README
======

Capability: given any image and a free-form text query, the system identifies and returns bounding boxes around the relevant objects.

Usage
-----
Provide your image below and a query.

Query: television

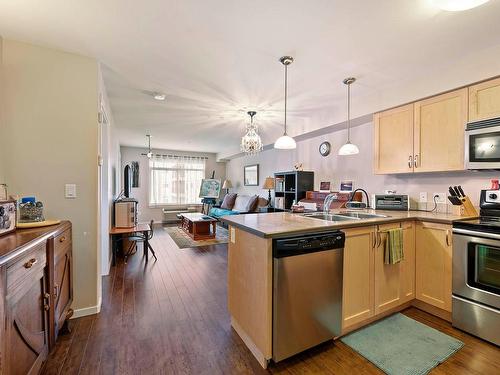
[123,164,132,198]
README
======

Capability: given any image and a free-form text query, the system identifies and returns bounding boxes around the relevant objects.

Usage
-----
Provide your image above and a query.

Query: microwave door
[466,125,500,169]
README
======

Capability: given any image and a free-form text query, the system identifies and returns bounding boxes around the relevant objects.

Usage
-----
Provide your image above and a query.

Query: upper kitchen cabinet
[374,104,414,174]
[413,88,467,172]
[469,77,500,122]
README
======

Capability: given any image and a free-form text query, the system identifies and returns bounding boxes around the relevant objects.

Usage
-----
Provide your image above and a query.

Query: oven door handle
[453,227,500,241]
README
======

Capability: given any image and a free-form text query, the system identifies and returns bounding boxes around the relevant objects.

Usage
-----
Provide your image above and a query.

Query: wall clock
[319,141,331,157]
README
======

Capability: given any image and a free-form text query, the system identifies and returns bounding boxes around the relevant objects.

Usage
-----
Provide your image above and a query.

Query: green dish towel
[385,228,404,264]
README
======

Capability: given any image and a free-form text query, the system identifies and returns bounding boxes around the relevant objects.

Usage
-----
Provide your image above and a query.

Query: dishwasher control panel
[273,231,345,258]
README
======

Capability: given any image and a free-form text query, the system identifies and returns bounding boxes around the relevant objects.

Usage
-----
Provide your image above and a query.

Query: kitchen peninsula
[222,210,472,368]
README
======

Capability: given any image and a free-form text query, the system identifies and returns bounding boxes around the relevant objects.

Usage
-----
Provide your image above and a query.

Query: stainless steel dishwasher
[273,231,345,362]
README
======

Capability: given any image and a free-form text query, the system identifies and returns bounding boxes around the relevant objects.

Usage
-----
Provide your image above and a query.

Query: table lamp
[262,177,275,207]
[222,179,232,195]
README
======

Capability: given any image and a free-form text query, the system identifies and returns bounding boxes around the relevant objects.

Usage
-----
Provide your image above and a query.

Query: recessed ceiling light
[153,92,166,101]
[431,0,490,11]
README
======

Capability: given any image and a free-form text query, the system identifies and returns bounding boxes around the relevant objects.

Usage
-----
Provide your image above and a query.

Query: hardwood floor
[43,225,499,375]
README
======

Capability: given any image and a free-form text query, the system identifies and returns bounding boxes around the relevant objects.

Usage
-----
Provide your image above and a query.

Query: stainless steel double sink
[303,211,389,222]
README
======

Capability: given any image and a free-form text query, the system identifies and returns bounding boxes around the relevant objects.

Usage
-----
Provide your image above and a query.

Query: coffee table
[179,212,217,241]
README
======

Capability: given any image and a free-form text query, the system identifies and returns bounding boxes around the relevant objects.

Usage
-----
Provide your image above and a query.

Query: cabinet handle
[414,154,419,168]
[44,292,51,311]
[408,155,413,168]
[54,284,59,298]
[445,230,451,247]
[24,258,38,269]
[59,236,66,243]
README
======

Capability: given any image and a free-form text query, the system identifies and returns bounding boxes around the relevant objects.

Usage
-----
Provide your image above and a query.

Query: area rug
[340,313,464,375]
[163,225,228,249]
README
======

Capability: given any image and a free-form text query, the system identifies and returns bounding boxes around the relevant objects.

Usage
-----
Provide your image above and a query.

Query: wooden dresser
[0,221,73,375]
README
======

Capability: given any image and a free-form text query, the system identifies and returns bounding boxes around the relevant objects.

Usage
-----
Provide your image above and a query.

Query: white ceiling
[1,0,500,157]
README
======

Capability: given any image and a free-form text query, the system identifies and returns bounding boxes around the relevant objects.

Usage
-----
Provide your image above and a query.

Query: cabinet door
[373,104,414,174]
[469,77,500,122]
[5,269,49,375]
[415,222,452,312]
[342,226,375,330]
[414,88,467,172]
[374,222,415,315]
[53,243,72,339]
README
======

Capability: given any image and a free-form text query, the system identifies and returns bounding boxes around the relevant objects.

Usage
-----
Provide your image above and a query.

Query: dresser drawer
[54,228,72,257]
[7,242,47,292]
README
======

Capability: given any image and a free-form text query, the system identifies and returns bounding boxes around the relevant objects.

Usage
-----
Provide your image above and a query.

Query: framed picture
[244,164,259,186]
[131,161,140,188]
[340,180,354,192]
[319,181,331,193]
[199,179,222,198]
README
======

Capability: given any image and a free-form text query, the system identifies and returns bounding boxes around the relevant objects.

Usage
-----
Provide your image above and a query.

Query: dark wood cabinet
[4,243,49,375]
[47,227,73,347]
[0,221,72,375]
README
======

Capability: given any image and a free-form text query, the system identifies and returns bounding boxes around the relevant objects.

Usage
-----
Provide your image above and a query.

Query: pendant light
[274,56,296,149]
[338,77,359,156]
[240,111,263,155]
[146,134,153,158]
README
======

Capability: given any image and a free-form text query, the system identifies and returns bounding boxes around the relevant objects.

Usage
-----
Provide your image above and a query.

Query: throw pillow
[221,193,237,210]
[245,195,259,212]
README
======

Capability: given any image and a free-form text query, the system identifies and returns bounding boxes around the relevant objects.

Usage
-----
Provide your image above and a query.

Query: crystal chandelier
[241,111,263,154]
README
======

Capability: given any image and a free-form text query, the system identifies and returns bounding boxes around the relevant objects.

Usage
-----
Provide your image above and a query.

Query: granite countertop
[221,209,476,238]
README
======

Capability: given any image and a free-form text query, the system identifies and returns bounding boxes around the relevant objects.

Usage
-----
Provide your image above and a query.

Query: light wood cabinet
[342,226,375,330]
[374,89,468,174]
[374,104,414,174]
[469,77,500,122]
[415,222,452,312]
[374,222,415,315]
[413,88,467,172]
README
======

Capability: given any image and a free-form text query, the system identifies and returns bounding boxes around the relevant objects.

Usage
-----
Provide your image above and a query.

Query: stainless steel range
[452,190,500,345]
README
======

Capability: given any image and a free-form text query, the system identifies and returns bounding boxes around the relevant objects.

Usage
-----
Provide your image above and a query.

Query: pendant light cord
[284,63,288,135]
[347,82,351,142]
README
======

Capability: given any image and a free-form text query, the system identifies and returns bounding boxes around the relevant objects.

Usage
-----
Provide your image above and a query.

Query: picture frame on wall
[244,164,259,186]
[340,180,354,192]
[131,161,140,188]
[319,181,331,193]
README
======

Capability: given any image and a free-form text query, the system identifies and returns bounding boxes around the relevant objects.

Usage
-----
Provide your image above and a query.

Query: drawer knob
[24,258,38,269]
[59,236,66,243]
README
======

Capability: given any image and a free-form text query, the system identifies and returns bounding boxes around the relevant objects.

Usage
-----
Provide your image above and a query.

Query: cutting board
[17,219,61,228]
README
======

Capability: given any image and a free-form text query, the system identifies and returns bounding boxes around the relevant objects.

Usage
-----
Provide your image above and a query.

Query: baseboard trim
[412,299,452,322]
[71,301,102,319]
[231,317,269,369]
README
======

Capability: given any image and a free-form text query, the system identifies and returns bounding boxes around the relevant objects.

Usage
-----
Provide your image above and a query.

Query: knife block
[451,196,478,217]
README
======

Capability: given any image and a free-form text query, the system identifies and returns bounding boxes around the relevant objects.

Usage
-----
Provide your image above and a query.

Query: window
[149,156,206,206]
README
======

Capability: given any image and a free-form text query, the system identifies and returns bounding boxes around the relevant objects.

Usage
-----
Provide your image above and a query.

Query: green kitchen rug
[340,313,464,375]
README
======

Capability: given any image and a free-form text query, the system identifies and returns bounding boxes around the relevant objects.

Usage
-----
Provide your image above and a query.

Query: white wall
[226,121,498,208]
[0,39,99,313]
[120,146,226,223]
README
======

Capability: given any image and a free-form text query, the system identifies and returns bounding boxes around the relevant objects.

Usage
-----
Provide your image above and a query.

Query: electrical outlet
[433,192,446,204]
[419,192,428,203]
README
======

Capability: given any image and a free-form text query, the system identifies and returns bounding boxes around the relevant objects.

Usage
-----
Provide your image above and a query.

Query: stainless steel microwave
[466,117,500,169]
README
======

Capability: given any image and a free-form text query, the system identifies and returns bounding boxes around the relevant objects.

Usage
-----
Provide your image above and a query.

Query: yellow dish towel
[384,228,404,265]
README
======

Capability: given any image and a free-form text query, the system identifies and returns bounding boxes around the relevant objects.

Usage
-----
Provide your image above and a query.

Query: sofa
[209,194,268,220]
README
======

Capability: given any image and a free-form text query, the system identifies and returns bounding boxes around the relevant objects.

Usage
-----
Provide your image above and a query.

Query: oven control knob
[489,193,498,200]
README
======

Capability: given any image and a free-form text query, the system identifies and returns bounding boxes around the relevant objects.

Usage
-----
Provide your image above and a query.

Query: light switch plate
[65,184,77,199]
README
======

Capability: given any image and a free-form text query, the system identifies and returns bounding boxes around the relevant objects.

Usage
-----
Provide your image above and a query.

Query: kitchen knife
[458,185,465,197]
[449,186,457,196]
[448,196,462,205]
[453,186,462,197]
